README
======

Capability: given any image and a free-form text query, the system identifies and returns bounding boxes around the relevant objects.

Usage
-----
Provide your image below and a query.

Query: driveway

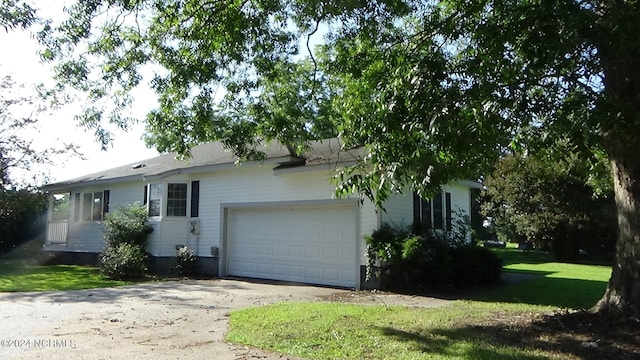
[0,279,450,360]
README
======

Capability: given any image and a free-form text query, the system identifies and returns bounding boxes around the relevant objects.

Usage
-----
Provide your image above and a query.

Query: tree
[0,0,36,32]
[39,1,640,316]
[482,147,616,262]
[0,75,78,188]
[0,186,47,254]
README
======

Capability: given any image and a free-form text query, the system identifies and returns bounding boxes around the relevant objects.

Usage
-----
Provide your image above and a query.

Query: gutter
[41,156,302,191]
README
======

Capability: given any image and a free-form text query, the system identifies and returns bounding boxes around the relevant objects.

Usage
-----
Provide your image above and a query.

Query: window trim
[145,181,199,218]
[148,183,162,217]
[413,190,452,231]
[79,190,110,222]
[166,183,188,217]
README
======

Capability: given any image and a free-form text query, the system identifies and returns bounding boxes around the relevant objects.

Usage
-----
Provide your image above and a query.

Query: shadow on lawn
[377,326,547,360]
[378,310,640,360]
[455,268,610,309]
[490,249,554,266]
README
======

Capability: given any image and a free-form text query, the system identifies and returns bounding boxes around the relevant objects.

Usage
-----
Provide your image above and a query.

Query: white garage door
[226,204,358,288]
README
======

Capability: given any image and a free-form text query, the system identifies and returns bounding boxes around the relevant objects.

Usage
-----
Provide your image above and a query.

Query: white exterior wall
[195,165,365,259]
[358,199,379,265]
[442,182,472,220]
[57,181,144,253]
[380,182,472,228]
[380,191,414,227]
[50,161,474,269]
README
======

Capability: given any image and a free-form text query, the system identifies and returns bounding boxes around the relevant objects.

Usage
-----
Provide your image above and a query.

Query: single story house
[42,138,480,289]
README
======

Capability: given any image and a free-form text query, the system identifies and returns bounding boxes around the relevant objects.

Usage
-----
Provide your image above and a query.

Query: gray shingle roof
[43,138,364,190]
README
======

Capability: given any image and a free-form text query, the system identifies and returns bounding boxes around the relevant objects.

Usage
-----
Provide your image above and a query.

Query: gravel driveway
[0,279,449,360]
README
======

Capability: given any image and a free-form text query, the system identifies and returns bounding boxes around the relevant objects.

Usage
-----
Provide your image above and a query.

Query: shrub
[99,243,149,279]
[450,246,502,286]
[175,245,196,275]
[103,204,153,247]
[99,203,152,279]
[365,222,502,291]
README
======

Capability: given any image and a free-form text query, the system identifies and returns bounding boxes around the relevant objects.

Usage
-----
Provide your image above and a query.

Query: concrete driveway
[0,279,449,360]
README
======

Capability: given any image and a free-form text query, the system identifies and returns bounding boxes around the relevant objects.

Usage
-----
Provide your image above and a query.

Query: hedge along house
[42,138,479,289]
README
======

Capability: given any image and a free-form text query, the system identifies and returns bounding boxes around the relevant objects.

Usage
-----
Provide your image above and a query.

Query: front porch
[45,220,68,246]
[44,192,70,249]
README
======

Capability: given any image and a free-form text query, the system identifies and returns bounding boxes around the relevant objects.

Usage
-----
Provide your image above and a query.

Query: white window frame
[148,183,162,217]
[80,190,109,222]
[166,183,188,217]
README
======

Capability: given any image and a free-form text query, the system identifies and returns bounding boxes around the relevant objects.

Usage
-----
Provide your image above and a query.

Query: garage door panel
[227,205,357,287]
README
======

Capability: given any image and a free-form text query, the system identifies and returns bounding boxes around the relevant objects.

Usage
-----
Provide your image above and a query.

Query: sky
[1,1,327,186]
[0,4,158,185]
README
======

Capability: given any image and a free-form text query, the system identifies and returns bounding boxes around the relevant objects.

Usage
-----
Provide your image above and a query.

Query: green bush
[103,204,153,247]
[450,246,502,286]
[365,222,502,291]
[99,203,152,279]
[99,243,149,279]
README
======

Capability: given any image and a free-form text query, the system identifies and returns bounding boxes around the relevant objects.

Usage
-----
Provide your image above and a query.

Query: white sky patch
[0,3,158,185]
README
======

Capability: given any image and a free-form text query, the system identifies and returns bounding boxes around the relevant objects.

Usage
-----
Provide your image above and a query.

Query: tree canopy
[0,0,36,31]
[29,0,640,316]
[0,75,80,188]
[482,144,616,262]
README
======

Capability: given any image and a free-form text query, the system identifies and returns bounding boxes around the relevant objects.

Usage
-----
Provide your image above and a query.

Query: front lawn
[227,301,561,360]
[226,247,638,360]
[473,247,612,309]
[0,259,132,291]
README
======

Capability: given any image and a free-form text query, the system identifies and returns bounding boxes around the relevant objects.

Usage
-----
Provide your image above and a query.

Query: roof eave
[41,174,146,192]
[42,156,302,191]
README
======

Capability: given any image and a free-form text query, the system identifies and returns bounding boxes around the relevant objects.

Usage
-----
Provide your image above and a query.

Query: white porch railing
[46,221,68,245]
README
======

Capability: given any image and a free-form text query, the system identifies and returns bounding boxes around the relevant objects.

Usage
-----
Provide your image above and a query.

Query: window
[433,191,443,229]
[82,190,110,221]
[413,193,432,228]
[167,183,187,216]
[148,184,162,217]
[413,190,451,230]
[145,182,197,217]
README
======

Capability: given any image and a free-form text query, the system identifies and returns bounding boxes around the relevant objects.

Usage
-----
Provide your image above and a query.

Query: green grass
[489,246,554,265]
[227,301,559,360]
[0,259,132,291]
[473,247,612,309]
[226,245,614,360]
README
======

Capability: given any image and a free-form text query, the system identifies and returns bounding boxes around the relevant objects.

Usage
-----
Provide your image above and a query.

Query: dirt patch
[464,309,640,360]
[320,289,451,308]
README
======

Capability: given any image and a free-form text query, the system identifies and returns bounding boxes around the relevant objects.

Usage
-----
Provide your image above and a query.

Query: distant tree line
[480,143,616,263]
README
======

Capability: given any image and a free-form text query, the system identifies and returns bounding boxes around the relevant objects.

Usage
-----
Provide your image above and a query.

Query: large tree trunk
[594,142,640,318]
[592,2,640,318]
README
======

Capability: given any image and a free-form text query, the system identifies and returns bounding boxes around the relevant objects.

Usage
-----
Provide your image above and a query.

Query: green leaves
[481,146,616,261]
[39,0,638,208]
[0,0,36,31]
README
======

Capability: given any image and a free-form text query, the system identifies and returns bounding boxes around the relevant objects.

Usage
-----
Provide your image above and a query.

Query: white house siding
[442,183,472,221]
[147,218,192,257]
[359,199,379,265]
[380,192,415,227]
[62,181,144,253]
[194,165,359,259]
[380,182,472,229]
[49,159,475,286]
